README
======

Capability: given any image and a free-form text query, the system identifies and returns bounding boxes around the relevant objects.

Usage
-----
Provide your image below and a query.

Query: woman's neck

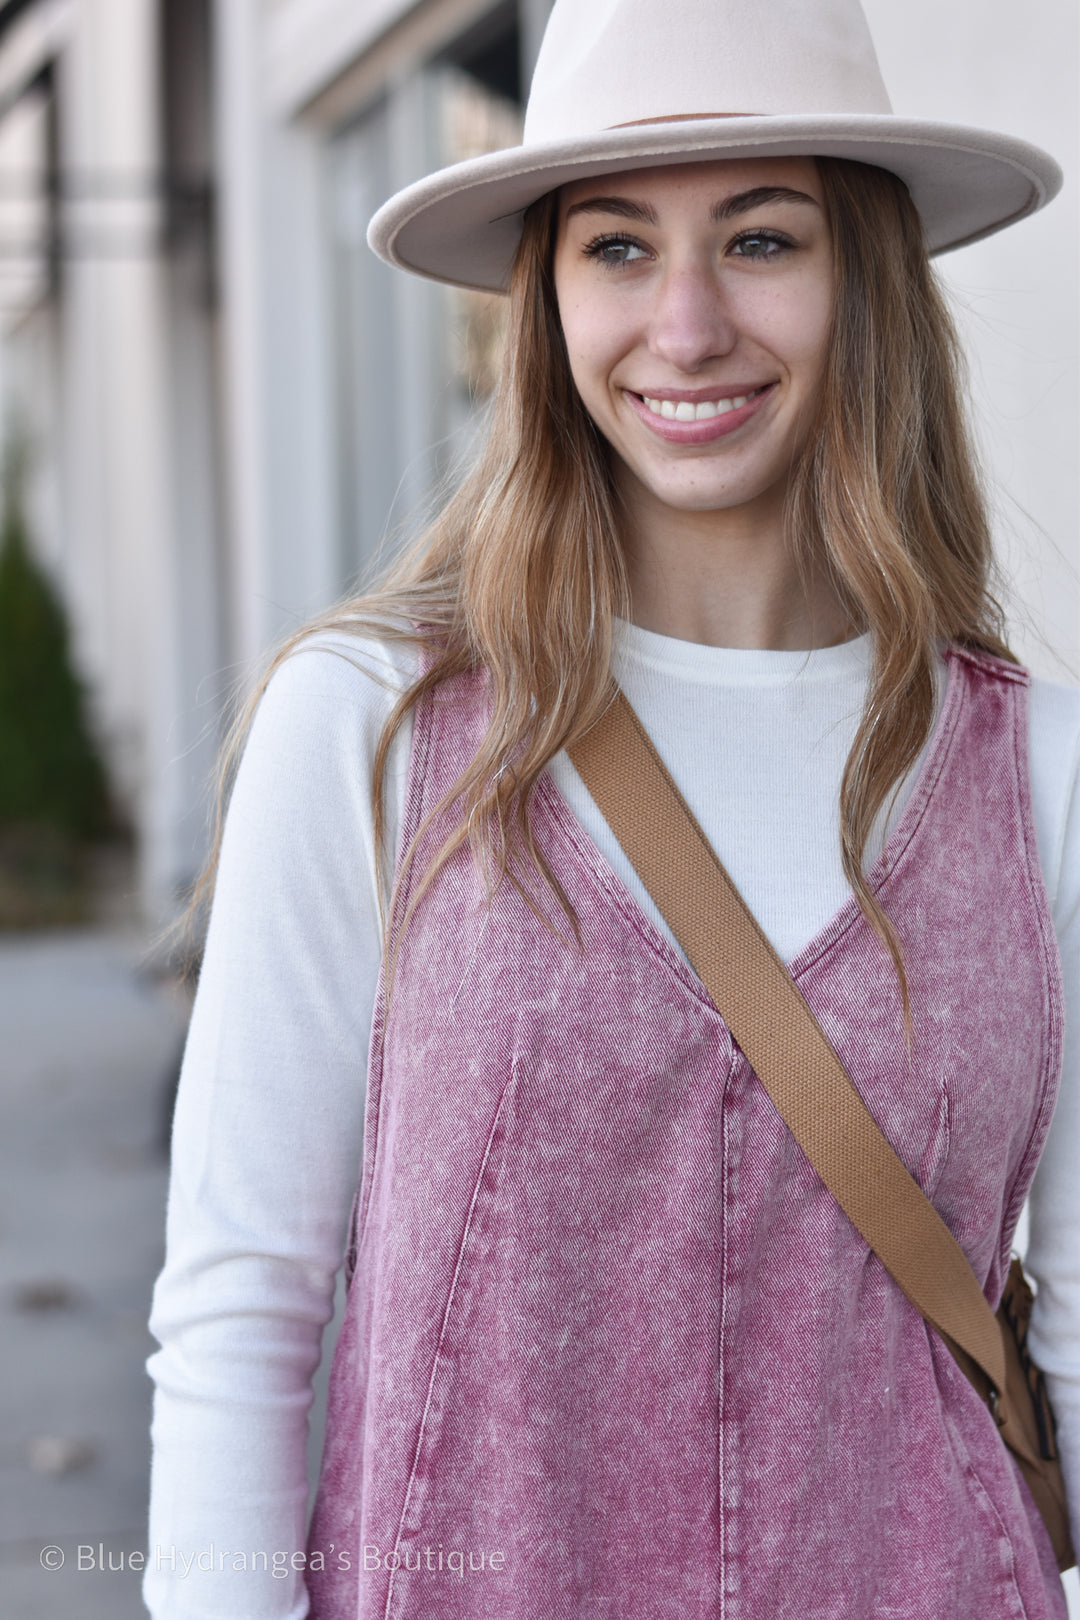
[616,473,854,652]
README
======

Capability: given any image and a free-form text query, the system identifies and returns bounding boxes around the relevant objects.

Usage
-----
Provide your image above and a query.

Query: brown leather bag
[569,687,1075,1573]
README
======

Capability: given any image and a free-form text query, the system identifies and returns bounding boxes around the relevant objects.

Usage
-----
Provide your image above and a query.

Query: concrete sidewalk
[0,928,189,1619]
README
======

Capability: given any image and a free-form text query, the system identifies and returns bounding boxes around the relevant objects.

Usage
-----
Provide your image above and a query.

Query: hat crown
[523,0,892,146]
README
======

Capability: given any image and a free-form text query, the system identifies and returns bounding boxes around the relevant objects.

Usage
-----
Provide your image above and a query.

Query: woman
[145,0,1078,1616]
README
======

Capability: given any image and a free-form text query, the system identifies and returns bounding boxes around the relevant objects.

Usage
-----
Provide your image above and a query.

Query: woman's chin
[616,457,788,521]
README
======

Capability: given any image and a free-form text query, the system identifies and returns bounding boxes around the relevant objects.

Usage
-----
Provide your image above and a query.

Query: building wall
[0,0,177,912]
[0,0,222,925]
[212,0,536,688]
[56,0,179,907]
[864,0,1079,680]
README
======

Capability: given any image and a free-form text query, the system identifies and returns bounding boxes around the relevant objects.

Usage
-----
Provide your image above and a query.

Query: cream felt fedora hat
[367,0,1062,293]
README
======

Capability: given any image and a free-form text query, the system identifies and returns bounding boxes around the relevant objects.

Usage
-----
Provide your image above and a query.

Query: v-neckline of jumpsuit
[540,638,964,993]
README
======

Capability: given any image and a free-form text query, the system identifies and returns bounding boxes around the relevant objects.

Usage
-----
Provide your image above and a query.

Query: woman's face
[552,157,835,522]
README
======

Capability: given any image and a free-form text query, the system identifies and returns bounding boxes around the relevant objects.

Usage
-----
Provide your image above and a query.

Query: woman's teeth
[642,391,760,421]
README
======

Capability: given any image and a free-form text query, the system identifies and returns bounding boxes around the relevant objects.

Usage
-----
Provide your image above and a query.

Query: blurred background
[0,0,1075,1615]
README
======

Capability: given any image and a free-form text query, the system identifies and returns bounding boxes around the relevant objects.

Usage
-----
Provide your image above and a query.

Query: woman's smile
[625,381,777,442]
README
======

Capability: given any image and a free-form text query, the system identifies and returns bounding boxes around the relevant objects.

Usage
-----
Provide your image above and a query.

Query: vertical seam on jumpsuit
[957,1448,1033,1620]
[788,645,967,981]
[448,906,491,1015]
[1000,672,1066,1249]
[718,1069,730,1620]
[354,688,436,1261]
[382,1064,517,1620]
[939,1074,951,1196]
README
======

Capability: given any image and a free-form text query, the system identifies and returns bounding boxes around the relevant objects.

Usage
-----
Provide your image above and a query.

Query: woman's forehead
[556,155,824,217]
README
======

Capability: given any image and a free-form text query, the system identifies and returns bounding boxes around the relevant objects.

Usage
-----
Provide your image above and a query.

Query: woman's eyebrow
[563,196,659,225]
[714,185,820,220]
[563,185,820,227]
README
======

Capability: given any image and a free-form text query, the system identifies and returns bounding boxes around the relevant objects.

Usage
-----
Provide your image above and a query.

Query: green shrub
[0,459,109,840]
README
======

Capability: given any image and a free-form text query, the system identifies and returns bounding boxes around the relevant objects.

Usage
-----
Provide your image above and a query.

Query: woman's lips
[624,383,776,443]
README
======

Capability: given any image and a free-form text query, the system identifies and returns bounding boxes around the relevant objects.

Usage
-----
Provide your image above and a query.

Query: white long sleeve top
[145,621,1080,1618]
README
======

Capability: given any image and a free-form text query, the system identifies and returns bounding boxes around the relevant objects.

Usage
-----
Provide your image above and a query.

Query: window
[327,4,526,584]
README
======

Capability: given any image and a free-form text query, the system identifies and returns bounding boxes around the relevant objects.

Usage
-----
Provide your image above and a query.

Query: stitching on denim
[354,688,435,1263]
[447,906,491,1016]
[937,1071,951,1202]
[718,1075,730,1620]
[786,644,967,981]
[960,1455,1032,1620]
[535,767,723,1015]
[999,671,1066,1257]
[383,1063,516,1618]
[949,642,1030,687]
[933,1241,1037,1615]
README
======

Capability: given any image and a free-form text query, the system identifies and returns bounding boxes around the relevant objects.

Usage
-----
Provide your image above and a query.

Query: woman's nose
[647,264,738,374]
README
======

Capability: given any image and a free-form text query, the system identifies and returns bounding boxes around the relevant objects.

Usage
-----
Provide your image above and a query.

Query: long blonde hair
[189,157,1012,1010]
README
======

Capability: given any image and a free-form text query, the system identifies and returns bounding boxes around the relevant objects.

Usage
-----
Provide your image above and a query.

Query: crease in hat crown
[523,0,893,142]
[367,0,1063,292]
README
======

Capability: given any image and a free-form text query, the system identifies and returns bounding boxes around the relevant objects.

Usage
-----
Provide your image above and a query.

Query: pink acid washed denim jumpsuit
[306,642,1066,1620]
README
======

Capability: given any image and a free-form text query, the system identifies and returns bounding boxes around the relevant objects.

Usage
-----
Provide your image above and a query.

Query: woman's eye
[582,235,649,269]
[729,230,793,260]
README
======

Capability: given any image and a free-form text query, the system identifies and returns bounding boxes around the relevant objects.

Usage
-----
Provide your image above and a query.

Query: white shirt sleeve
[1021,674,1080,1559]
[144,632,415,1619]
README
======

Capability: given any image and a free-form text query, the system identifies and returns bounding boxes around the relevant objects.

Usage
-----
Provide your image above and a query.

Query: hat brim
[366,114,1063,293]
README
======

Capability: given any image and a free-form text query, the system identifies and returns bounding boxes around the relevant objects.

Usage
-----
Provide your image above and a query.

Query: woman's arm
[1023,673,1080,1560]
[144,631,415,1619]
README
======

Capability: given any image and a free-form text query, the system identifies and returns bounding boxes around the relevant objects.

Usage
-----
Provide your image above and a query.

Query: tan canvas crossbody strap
[568,687,1010,1405]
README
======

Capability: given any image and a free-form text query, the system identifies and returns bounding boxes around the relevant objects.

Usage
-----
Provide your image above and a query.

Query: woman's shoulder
[940,646,1079,918]
[942,644,1080,799]
[1028,666,1080,740]
[227,622,424,828]
[213,623,425,912]
[1024,668,1080,919]
[1027,668,1080,808]
[261,620,424,714]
